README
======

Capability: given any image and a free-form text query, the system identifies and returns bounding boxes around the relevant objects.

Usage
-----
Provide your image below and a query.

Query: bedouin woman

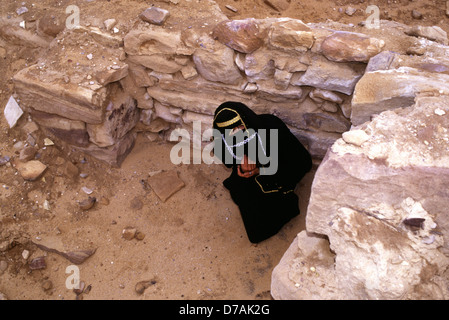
[213,101,312,243]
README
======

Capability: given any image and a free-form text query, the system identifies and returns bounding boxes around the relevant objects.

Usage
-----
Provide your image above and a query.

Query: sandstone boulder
[268,18,314,52]
[283,95,449,300]
[193,36,243,85]
[351,67,449,126]
[212,19,264,54]
[321,31,385,63]
[291,55,364,95]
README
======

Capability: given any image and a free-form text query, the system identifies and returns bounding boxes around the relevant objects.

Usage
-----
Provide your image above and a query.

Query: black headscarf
[213,101,266,168]
[212,101,313,243]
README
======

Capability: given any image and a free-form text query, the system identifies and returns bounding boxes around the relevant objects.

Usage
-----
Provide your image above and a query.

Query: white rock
[342,129,370,147]
[22,249,30,260]
[104,19,117,31]
[4,96,24,128]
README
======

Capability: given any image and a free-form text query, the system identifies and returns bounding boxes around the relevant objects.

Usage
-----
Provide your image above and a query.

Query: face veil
[213,102,268,167]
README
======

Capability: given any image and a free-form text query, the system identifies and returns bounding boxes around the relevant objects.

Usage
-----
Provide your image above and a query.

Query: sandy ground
[0,0,448,300]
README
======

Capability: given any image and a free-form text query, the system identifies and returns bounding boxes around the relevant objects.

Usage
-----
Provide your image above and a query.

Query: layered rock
[9,0,449,167]
[272,95,449,300]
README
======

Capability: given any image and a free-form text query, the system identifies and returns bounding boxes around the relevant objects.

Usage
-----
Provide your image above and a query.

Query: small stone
[81,187,93,195]
[135,231,146,241]
[22,249,30,260]
[4,96,24,128]
[15,160,47,181]
[78,197,96,211]
[135,279,157,295]
[44,138,54,146]
[73,281,85,295]
[104,18,117,31]
[87,53,93,60]
[411,10,423,19]
[22,121,39,134]
[139,7,170,25]
[345,7,357,16]
[225,5,238,12]
[122,227,137,240]
[435,108,446,116]
[43,200,50,211]
[42,280,53,291]
[342,129,370,147]
[29,256,46,270]
[16,7,28,15]
[406,46,426,56]
[19,146,36,161]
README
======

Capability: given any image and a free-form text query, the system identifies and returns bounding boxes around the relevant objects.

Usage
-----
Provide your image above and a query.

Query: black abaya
[213,102,312,243]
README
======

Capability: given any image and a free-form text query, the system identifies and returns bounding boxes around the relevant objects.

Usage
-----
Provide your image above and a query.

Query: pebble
[412,9,423,19]
[122,227,137,240]
[22,249,30,260]
[82,186,93,195]
[135,279,157,295]
[345,7,357,16]
[4,96,24,129]
[0,156,10,166]
[104,18,117,31]
[87,53,93,60]
[435,108,446,116]
[29,256,46,270]
[135,231,146,241]
[15,160,47,181]
[16,7,28,15]
[43,138,54,146]
[42,280,53,291]
[225,4,238,12]
[78,197,96,211]
[139,7,170,25]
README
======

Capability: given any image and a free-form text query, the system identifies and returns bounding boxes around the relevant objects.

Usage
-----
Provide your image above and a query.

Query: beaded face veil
[213,102,267,165]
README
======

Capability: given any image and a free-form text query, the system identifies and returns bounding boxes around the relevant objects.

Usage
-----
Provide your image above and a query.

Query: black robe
[213,102,312,243]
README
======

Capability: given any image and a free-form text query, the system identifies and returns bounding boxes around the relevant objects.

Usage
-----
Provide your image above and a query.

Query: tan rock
[300,96,449,299]
[14,160,47,181]
[87,88,139,148]
[37,13,65,37]
[94,64,128,86]
[29,109,89,147]
[406,25,448,45]
[244,48,276,81]
[321,31,385,62]
[268,19,314,52]
[193,36,243,85]
[291,55,364,95]
[139,7,170,25]
[351,67,449,126]
[14,66,106,124]
[74,132,136,167]
[148,170,185,202]
[212,18,264,53]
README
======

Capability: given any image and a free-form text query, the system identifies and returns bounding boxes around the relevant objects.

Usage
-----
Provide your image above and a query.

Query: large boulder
[273,95,449,299]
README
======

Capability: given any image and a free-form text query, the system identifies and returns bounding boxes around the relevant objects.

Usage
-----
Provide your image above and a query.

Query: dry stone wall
[9,0,393,166]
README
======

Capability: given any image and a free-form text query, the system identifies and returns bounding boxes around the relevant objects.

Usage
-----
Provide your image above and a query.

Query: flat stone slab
[148,170,185,202]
